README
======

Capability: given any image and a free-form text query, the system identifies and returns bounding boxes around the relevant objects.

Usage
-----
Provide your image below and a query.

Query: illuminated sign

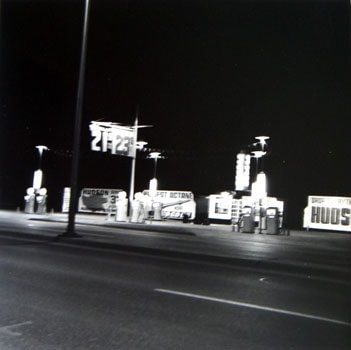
[89,121,135,157]
[251,172,267,200]
[149,178,158,198]
[208,194,233,220]
[303,196,351,232]
[62,187,71,213]
[78,188,124,213]
[33,169,43,191]
[142,190,196,220]
[235,153,251,191]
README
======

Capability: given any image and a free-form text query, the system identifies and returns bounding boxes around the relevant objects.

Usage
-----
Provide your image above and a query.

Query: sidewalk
[1,210,351,282]
[29,211,351,241]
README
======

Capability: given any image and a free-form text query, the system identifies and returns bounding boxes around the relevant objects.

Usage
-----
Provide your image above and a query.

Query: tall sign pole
[129,112,139,212]
[63,0,90,237]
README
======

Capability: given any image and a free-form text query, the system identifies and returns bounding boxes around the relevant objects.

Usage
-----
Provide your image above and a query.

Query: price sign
[89,121,135,157]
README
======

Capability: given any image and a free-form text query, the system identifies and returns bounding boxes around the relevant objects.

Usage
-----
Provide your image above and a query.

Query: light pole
[33,145,49,192]
[255,136,269,151]
[255,136,269,170]
[128,126,147,210]
[148,152,162,177]
[35,145,49,170]
[147,152,162,197]
[253,136,269,234]
[251,150,266,179]
[128,109,151,214]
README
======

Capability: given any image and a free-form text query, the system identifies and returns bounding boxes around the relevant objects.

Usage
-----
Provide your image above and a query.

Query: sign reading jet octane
[89,121,135,157]
[142,190,196,220]
[303,195,351,232]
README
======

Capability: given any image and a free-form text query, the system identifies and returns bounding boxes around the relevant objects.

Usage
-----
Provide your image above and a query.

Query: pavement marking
[0,321,33,336]
[155,288,351,327]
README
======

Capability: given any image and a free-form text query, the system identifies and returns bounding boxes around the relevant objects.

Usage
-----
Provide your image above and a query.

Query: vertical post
[153,157,158,178]
[38,150,43,170]
[129,113,139,215]
[35,145,49,171]
[63,0,90,237]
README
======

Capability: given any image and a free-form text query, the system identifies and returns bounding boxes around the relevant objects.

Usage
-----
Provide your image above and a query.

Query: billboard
[142,190,196,220]
[78,188,123,213]
[89,121,135,157]
[303,195,351,232]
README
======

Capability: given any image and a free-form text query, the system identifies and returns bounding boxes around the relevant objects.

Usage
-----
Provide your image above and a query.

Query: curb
[29,217,198,236]
[0,228,349,284]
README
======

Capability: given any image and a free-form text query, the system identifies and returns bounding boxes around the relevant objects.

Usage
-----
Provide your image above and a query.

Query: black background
[1,0,350,228]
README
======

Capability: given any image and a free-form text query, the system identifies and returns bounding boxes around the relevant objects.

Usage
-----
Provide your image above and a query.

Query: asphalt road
[0,231,350,349]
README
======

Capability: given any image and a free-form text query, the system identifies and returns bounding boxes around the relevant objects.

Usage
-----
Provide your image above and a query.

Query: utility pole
[62,0,90,237]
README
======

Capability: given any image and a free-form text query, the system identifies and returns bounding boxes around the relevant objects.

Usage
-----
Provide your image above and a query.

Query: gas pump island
[208,137,284,234]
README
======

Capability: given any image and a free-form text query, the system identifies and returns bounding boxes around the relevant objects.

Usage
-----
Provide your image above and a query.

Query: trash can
[266,207,279,234]
[182,213,190,223]
[242,206,255,233]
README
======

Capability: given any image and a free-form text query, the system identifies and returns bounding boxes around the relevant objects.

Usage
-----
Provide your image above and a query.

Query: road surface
[0,227,350,349]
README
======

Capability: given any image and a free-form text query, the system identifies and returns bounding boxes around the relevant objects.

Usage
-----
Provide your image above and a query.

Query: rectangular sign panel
[62,187,71,213]
[89,121,135,157]
[78,188,123,213]
[303,195,351,232]
[142,190,196,220]
[208,194,233,220]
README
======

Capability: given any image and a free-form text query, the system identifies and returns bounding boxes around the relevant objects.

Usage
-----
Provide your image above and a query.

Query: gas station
[207,136,284,234]
[24,127,286,234]
[74,127,284,232]
[22,125,351,235]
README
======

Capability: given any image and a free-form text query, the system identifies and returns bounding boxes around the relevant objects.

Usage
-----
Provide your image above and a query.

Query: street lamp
[148,152,162,177]
[136,141,148,151]
[255,136,269,151]
[147,152,162,197]
[251,150,266,179]
[252,136,269,174]
[33,145,49,192]
[35,145,49,169]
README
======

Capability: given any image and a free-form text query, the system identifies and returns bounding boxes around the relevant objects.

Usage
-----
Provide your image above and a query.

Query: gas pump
[266,207,279,234]
[115,191,128,222]
[24,187,35,214]
[130,192,145,223]
[36,188,47,214]
[242,206,255,233]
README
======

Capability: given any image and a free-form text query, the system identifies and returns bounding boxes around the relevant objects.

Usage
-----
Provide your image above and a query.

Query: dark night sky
[1,0,350,228]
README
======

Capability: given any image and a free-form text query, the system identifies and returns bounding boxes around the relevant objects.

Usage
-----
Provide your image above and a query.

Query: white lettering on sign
[143,190,194,200]
[89,121,135,157]
[311,207,350,226]
[304,196,351,232]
